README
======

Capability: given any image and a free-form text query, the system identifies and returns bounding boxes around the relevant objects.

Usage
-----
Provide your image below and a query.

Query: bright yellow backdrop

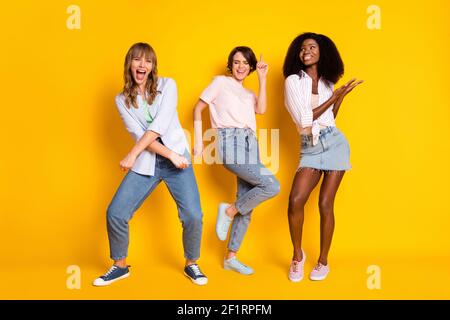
[0,0,449,299]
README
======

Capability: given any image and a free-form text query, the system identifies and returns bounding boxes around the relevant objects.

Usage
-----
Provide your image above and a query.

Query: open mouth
[135,69,147,81]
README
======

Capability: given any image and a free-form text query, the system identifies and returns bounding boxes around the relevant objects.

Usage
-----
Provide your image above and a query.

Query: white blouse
[284,70,336,145]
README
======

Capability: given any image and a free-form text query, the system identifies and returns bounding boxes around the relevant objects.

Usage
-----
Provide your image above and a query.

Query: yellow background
[0,0,449,299]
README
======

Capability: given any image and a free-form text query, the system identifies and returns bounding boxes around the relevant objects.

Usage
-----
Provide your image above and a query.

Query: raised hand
[331,78,364,118]
[256,54,268,79]
[332,78,363,100]
[341,79,363,98]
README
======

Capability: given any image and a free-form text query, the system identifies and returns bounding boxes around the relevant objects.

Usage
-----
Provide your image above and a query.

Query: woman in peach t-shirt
[193,46,280,275]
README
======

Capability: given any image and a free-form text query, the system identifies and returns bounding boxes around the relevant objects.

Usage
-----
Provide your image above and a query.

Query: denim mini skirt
[299,126,351,171]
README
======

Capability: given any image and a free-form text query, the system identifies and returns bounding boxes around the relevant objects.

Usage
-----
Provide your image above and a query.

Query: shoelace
[103,265,118,278]
[314,263,323,271]
[291,261,299,272]
[189,264,203,277]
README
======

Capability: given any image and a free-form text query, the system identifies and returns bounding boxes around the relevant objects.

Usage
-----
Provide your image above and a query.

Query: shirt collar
[299,70,332,88]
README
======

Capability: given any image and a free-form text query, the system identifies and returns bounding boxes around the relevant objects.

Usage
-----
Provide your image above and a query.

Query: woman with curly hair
[283,33,362,282]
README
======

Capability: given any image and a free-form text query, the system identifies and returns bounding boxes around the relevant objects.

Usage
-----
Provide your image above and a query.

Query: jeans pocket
[301,141,309,149]
[301,138,313,152]
[301,145,312,154]
[302,140,322,155]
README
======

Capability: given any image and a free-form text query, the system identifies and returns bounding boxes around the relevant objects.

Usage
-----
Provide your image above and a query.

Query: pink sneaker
[309,262,330,281]
[288,249,306,282]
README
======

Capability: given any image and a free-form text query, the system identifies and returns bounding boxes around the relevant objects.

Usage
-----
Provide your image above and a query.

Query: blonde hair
[122,43,158,109]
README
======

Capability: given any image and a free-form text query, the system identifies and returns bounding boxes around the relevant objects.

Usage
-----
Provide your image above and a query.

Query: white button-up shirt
[115,77,189,176]
[284,70,336,145]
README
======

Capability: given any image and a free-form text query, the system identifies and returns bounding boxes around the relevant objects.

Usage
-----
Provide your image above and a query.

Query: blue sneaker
[216,203,233,241]
[92,265,130,286]
[224,257,254,275]
[184,264,208,285]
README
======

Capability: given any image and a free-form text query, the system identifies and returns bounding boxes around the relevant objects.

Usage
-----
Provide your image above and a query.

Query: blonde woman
[93,43,207,286]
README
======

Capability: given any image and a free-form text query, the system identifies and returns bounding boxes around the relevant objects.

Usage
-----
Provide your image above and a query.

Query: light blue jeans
[217,128,280,252]
[106,152,203,261]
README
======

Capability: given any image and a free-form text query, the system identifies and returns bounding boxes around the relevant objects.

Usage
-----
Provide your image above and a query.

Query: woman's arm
[312,96,340,120]
[119,130,158,171]
[255,54,268,114]
[313,79,359,120]
[116,96,156,170]
[193,99,209,156]
[146,140,189,169]
[284,76,312,129]
[120,130,189,171]
[332,96,344,118]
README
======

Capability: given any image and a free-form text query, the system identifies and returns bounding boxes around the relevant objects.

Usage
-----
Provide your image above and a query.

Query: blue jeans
[218,128,280,252]
[106,153,203,261]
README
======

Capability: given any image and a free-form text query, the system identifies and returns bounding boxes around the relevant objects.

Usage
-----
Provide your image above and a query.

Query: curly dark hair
[226,46,257,74]
[283,32,344,83]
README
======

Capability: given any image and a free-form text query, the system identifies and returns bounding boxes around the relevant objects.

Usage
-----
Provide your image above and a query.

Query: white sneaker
[216,203,232,241]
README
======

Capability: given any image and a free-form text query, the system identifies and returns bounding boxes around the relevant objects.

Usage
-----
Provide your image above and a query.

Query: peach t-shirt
[200,75,257,132]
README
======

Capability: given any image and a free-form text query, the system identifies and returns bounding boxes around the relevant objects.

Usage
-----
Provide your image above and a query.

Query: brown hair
[123,43,158,109]
[226,46,257,74]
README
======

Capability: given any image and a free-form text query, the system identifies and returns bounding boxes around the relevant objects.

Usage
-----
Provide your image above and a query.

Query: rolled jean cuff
[110,255,127,261]
[185,254,200,261]
[227,243,240,252]
[234,201,251,215]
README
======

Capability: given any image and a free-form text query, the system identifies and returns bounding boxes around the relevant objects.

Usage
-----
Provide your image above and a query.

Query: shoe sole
[92,272,130,287]
[309,274,328,281]
[224,264,254,275]
[288,275,303,282]
[184,272,208,286]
